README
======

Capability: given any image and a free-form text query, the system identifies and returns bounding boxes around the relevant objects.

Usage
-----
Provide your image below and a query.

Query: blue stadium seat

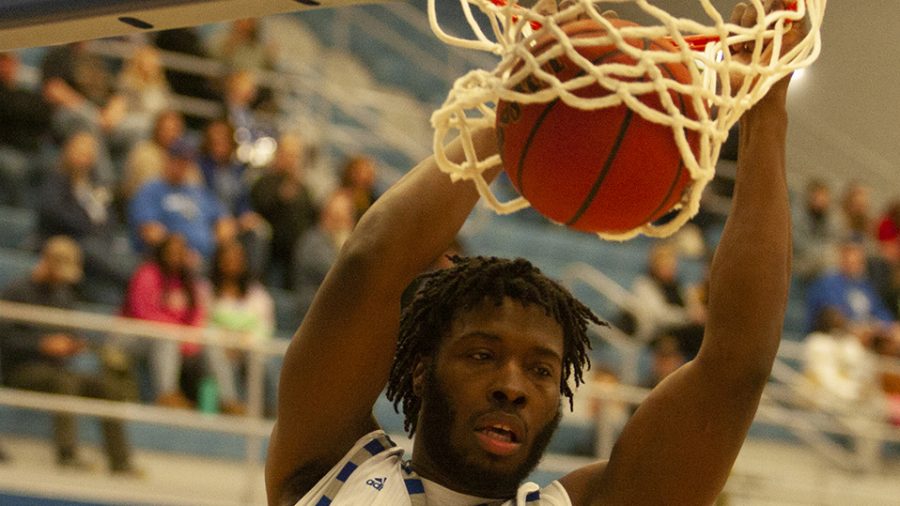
[0,206,36,250]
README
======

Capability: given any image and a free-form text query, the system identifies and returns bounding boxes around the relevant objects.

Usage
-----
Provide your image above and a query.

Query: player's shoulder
[283,429,401,506]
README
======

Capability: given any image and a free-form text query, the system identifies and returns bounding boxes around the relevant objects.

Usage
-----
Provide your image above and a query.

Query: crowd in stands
[598,176,900,462]
[0,21,384,472]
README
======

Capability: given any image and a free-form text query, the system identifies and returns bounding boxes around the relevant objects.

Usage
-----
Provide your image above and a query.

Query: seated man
[38,132,137,291]
[129,138,236,265]
[805,240,899,339]
[0,236,137,473]
[265,3,803,504]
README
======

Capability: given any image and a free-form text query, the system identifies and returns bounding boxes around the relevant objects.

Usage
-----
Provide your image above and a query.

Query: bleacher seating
[0,206,35,250]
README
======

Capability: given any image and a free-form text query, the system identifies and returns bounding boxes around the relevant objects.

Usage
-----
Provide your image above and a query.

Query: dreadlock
[386,255,605,435]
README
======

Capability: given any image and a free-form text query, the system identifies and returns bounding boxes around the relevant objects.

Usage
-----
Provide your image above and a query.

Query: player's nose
[489,363,528,408]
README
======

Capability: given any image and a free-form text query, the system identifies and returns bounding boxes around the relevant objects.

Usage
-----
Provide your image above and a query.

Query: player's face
[415,297,564,497]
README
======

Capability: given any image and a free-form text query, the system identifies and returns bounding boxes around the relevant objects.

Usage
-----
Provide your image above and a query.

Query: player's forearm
[343,128,500,284]
[702,83,792,377]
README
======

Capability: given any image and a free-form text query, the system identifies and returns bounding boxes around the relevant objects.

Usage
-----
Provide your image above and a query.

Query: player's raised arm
[265,128,499,505]
[562,2,800,504]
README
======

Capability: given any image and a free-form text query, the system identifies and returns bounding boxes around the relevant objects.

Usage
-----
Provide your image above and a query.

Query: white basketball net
[428,0,826,240]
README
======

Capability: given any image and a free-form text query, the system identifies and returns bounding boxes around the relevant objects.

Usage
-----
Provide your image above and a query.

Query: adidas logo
[366,477,387,491]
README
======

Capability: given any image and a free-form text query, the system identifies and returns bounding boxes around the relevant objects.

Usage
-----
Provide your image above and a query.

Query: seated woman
[206,240,274,415]
[121,233,207,408]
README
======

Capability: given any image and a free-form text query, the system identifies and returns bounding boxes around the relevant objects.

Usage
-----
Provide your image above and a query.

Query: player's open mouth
[474,424,523,456]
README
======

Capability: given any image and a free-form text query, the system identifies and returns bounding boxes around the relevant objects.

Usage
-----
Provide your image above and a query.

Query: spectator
[209,18,277,72]
[339,155,380,221]
[121,234,207,408]
[802,306,879,408]
[128,138,235,263]
[153,28,221,129]
[0,51,53,206]
[883,265,900,320]
[839,181,876,250]
[40,42,121,185]
[802,306,887,471]
[120,110,186,204]
[294,191,356,316]
[113,45,172,151]
[805,240,899,340]
[37,132,135,289]
[205,240,275,415]
[630,242,706,359]
[250,133,317,288]
[792,178,841,282]
[0,237,137,473]
[876,201,900,257]
[41,42,114,108]
[641,334,686,390]
[210,19,278,113]
[224,70,274,158]
[198,119,268,276]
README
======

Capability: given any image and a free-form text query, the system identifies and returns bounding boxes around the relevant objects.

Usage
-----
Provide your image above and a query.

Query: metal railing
[1,298,899,504]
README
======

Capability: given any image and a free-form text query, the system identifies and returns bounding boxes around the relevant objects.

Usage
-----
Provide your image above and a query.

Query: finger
[729,3,748,54]
[730,2,748,25]
[741,1,759,28]
[740,2,761,52]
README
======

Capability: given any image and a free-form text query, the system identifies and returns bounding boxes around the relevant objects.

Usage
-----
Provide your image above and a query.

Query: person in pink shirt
[122,233,207,408]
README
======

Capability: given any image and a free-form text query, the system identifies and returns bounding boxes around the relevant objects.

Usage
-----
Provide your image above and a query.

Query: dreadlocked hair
[386,255,605,435]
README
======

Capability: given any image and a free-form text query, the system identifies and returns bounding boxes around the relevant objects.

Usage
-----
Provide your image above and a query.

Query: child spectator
[205,240,274,415]
[121,234,207,408]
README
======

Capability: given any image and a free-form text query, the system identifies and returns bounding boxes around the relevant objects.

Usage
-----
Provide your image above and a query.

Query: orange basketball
[496,18,702,234]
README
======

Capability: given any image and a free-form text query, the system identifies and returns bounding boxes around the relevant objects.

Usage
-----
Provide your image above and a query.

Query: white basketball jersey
[295,430,572,506]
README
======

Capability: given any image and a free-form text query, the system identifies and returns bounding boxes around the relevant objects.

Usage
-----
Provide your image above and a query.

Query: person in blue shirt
[129,138,236,264]
[805,240,899,338]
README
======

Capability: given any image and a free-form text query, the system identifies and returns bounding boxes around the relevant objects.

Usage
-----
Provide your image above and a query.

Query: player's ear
[412,357,430,397]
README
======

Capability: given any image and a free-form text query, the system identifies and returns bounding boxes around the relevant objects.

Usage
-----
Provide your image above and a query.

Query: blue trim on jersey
[526,490,541,502]
[404,478,426,495]
[336,461,357,482]
[364,439,387,455]
[314,496,332,506]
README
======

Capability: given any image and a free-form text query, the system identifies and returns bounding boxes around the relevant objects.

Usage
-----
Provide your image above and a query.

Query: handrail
[561,261,655,343]
[1,298,899,504]
[0,300,289,356]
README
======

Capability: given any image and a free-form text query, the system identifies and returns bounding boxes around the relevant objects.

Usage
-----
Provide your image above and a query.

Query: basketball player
[267,2,803,504]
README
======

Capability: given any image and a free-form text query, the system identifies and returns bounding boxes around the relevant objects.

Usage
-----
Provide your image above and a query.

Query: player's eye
[469,350,493,361]
[533,366,552,377]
